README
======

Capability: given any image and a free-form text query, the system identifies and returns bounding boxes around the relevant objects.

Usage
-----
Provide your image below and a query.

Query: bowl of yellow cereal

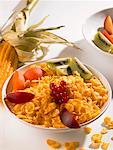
[2,57,112,132]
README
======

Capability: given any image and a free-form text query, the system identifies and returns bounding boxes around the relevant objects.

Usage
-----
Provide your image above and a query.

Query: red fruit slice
[110,35,113,38]
[102,29,113,44]
[60,108,80,128]
[24,67,43,81]
[6,92,35,104]
[104,16,113,35]
[41,69,47,76]
[12,71,25,91]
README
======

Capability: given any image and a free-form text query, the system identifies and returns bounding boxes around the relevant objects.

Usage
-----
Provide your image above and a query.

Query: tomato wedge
[24,67,43,81]
[12,71,25,91]
[102,29,113,44]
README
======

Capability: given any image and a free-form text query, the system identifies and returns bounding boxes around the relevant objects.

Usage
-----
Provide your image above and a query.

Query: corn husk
[3,0,76,63]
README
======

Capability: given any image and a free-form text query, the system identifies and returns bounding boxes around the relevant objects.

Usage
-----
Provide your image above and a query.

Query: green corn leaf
[25,26,65,37]
[15,37,40,51]
[24,30,73,46]
[27,15,49,31]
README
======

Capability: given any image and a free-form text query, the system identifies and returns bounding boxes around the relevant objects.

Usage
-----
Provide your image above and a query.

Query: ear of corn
[0,41,18,101]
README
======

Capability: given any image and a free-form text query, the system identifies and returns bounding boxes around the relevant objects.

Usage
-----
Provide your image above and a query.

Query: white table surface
[0,0,113,150]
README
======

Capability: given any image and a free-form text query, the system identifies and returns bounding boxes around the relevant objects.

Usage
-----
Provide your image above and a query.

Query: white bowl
[2,58,112,132]
[82,7,113,89]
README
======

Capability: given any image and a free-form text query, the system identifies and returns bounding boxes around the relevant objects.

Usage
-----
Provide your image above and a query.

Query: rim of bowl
[82,7,113,57]
[2,58,112,131]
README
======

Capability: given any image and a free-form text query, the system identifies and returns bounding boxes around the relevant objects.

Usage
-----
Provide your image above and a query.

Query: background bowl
[82,7,113,89]
[2,58,112,132]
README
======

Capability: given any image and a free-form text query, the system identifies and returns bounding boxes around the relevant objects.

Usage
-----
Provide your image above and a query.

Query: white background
[0,0,113,150]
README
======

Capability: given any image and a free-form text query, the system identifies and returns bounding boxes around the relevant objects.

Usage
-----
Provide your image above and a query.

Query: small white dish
[82,7,113,56]
[2,58,112,133]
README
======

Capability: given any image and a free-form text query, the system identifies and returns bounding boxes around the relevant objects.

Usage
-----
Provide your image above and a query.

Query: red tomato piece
[12,71,25,91]
[24,67,43,81]
[102,29,113,44]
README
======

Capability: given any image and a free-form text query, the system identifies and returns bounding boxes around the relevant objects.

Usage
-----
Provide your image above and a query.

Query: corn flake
[46,139,61,149]
[89,142,100,149]
[101,142,109,150]
[101,128,108,134]
[91,133,102,143]
[84,127,92,134]
[64,141,80,150]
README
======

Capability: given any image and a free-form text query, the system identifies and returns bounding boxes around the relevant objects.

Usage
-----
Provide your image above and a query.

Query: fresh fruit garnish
[101,29,113,44]
[50,80,69,104]
[47,58,93,80]
[12,71,25,91]
[24,67,43,81]
[67,58,92,80]
[98,29,112,45]
[93,15,113,53]
[60,108,80,128]
[104,16,113,35]
[6,92,34,104]
[93,31,113,53]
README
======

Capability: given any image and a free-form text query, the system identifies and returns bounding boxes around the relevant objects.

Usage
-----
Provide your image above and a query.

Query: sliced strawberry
[104,16,113,35]
[24,67,43,81]
[6,92,34,104]
[12,71,25,91]
[60,108,80,128]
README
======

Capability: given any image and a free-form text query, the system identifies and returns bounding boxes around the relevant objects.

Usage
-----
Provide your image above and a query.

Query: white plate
[2,58,112,134]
